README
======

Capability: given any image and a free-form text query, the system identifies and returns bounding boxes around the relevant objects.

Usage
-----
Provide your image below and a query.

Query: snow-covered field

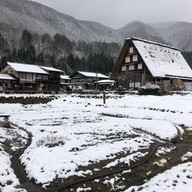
[0,93,192,191]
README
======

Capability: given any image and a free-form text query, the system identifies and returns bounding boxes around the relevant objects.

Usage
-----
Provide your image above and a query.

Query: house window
[128,64,134,70]
[129,82,134,88]
[20,73,25,80]
[43,75,48,80]
[129,47,134,53]
[122,65,127,71]
[135,82,141,88]
[125,56,130,63]
[26,73,33,80]
[36,74,43,80]
[138,63,142,70]
[133,54,138,62]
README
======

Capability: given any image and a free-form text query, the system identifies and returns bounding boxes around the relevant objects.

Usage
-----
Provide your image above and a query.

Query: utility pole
[95,71,98,92]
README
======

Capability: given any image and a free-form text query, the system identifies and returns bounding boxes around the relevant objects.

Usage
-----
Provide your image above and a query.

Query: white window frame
[125,56,130,63]
[133,54,138,62]
[129,82,134,88]
[122,65,127,72]
[128,64,134,70]
[129,47,134,53]
[138,63,142,70]
[135,82,141,88]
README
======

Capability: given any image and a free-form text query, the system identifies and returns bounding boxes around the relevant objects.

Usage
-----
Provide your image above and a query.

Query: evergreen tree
[54,33,73,53]
[36,52,44,65]
[11,48,18,61]
[21,29,32,47]
[44,53,56,67]
[42,33,51,43]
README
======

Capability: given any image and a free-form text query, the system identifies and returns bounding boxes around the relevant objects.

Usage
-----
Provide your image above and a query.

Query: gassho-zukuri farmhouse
[111,37,192,91]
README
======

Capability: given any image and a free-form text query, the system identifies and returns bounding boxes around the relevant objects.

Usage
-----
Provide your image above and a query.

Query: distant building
[2,62,49,92]
[60,75,71,91]
[111,37,192,91]
[70,71,109,90]
[95,79,116,91]
[40,66,63,93]
[1,62,62,93]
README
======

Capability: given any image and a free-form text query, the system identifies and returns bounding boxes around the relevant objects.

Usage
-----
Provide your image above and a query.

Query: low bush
[36,135,66,148]
[138,84,161,95]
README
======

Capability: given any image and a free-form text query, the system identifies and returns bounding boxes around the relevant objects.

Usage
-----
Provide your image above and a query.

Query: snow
[132,38,192,79]
[0,93,192,191]
[139,83,160,90]
[153,158,167,167]
[40,66,63,73]
[60,75,71,80]
[96,79,115,84]
[76,187,91,192]
[182,152,192,162]
[125,162,192,192]
[6,62,49,74]
[75,71,109,79]
[0,129,27,192]
[0,73,15,80]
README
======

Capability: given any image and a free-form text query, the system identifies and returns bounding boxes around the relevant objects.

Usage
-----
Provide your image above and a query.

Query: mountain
[0,0,120,43]
[152,22,192,51]
[117,21,192,51]
[1,0,192,52]
[117,21,166,44]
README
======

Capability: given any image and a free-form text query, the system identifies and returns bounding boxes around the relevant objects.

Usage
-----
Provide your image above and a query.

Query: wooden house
[111,37,192,91]
[70,71,109,89]
[40,66,63,93]
[2,62,49,92]
[0,62,64,93]
[60,75,71,91]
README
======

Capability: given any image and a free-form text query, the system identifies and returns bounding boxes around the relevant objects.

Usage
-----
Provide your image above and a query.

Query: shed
[0,73,15,93]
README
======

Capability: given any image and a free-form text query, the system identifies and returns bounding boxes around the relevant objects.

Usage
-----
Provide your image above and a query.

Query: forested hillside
[0,30,121,75]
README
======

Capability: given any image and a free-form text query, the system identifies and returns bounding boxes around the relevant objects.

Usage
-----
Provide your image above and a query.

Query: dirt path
[7,123,45,192]
[46,140,164,192]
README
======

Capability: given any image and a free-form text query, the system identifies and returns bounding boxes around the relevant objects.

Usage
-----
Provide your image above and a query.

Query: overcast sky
[31,0,192,29]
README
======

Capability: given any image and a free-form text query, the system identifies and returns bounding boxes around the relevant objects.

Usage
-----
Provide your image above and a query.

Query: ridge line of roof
[125,36,179,51]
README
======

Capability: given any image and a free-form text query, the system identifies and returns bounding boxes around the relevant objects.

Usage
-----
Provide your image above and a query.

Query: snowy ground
[0,93,192,191]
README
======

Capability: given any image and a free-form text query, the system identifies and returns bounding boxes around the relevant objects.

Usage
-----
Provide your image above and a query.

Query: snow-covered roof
[77,71,109,79]
[96,79,115,85]
[41,66,63,73]
[60,75,71,80]
[7,62,48,74]
[132,38,192,79]
[0,73,15,80]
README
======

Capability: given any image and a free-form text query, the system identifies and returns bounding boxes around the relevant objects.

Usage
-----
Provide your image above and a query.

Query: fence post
[103,91,106,104]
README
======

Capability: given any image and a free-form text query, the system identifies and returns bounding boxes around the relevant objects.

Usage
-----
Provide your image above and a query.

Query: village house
[70,71,109,90]
[1,62,49,93]
[111,37,192,91]
[0,73,15,93]
[0,62,62,93]
[60,75,71,91]
[40,66,63,93]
